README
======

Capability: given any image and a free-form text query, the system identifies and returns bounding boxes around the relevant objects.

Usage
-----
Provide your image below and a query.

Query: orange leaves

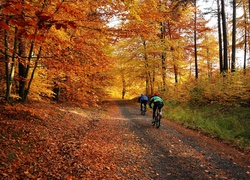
[0,21,9,30]
[9,18,28,27]
[25,34,46,41]
[1,3,23,15]
[38,15,51,22]
[1,0,120,105]
[53,21,77,30]
[68,21,77,29]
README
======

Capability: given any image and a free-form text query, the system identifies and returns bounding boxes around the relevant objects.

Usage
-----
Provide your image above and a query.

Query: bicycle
[141,103,146,116]
[152,107,162,128]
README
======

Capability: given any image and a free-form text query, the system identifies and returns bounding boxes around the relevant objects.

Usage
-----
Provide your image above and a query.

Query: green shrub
[164,103,250,148]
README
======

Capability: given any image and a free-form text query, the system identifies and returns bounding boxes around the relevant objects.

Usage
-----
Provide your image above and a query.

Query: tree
[237,0,249,74]
[194,0,198,80]
[216,0,224,73]
[221,0,228,73]
[231,0,236,72]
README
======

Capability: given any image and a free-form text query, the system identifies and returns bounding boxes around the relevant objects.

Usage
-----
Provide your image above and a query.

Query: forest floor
[0,99,249,179]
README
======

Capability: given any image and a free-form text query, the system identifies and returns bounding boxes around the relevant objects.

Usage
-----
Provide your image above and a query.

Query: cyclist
[138,94,148,112]
[149,93,164,124]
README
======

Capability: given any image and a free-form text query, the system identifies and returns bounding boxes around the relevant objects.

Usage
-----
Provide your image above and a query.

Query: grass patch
[164,103,250,148]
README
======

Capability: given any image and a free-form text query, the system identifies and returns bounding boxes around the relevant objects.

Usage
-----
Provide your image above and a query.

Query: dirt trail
[0,99,249,179]
[108,99,250,179]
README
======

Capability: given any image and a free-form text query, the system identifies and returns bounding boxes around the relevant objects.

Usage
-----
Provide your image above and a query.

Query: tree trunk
[244,0,248,74]
[174,64,178,83]
[18,37,27,100]
[4,25,10,102]
[122,79,126,99]
[3,23,18,104]
[151,70,155,95]
[231,0,236,72]
[194,0,198,80]
[143,40,150,95]
[161,52,166,92]
[217,0,223,73]
[8,28,19,100]
[160,21,167,92]
[249,0,250,19]
[221,0,228,73]
[24,46,42,101]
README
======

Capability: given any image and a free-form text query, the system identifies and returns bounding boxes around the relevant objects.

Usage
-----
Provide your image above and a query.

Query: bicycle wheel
[155,114,161,128]
[155,110,161,128]
[142,110,145,115]
[142,105,146,116]
[155,114,160,128]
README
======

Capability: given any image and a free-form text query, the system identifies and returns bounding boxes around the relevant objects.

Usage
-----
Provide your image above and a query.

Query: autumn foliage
[0,0,126,106]
[0,0,249,106]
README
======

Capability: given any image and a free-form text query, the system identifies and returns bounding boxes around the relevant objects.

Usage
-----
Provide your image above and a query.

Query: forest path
[0,99,249,179]
[102,99,250,179]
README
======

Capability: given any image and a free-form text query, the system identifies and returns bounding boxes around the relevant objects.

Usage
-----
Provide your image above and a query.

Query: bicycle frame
[154,107,162,128]
[141,103,146,115]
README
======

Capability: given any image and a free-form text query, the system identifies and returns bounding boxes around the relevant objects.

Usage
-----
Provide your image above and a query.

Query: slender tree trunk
[146,73,149,95]
[249,0,250,18]
[160,21,167,92]
[221,0,228,73]
[143,40,150,95]
[4,24,10,102]
[217,0,223,73]
[17,0,28,101]
[148,69,155,96]
[231,0,236,72]
[151,70,155,95]
[161,52,166,92]
[21,41,35,102]
[206,46,211,78]
[8,27,19,99]
[121,72,126,99]
[24,46,42,101]
[244,0,249,74]
[18,37,27,100]
[158,0,167,92]
[194,0,198,80]
[147,71,153,95]
[174,64,178,83]
[146,71,150,95]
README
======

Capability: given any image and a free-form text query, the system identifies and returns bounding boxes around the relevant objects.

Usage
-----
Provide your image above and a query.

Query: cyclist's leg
[143,101,147,111]
[159,107,162,116]
[140,102,143,111]
[152,106,156,125]
[155,107,161,128]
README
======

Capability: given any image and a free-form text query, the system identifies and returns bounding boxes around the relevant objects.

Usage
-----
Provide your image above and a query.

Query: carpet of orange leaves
[0,100,153,179]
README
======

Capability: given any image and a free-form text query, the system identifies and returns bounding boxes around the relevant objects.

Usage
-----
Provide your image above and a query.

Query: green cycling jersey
[150,96,164,103]
[149,96,164,108]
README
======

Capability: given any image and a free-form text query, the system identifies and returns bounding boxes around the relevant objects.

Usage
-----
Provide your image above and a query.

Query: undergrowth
[164,103,250,148]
